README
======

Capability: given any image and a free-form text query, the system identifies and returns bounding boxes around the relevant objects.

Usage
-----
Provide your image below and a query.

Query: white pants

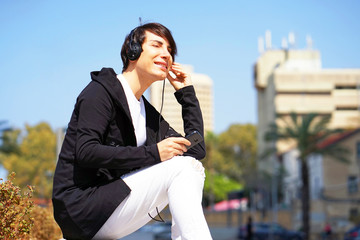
[93,156,212,240]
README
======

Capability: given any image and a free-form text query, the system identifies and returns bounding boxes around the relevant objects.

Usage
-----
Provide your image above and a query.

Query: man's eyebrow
[149,40,164,45]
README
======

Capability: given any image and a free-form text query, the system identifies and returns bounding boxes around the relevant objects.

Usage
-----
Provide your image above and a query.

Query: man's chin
[156,77,166,82]
[157,74,167,81]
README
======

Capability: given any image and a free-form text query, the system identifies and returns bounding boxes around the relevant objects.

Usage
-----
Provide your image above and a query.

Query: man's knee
[168,156,205,179]
[188,157,205,178]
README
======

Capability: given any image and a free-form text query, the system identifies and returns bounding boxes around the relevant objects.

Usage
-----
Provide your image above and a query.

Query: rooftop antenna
[265,30,272,49]
[139,17,142,25]
[258,36,264,53]
[306,34,313,49]
[288,32,295,48]
[281,37,288,49]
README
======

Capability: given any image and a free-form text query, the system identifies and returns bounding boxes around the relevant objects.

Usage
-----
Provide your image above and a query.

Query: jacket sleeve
[169,85,206,160]
[74,82,161,170]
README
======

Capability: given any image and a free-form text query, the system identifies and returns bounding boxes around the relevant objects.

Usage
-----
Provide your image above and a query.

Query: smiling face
[134,31,173,82]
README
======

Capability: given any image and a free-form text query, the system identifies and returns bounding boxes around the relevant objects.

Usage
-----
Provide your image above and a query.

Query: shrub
[30,203,63,240]
[0,172,34,239]
[0,172,63,239]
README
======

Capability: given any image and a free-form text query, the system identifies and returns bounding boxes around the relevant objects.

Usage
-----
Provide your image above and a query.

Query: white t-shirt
[117,74,146,147]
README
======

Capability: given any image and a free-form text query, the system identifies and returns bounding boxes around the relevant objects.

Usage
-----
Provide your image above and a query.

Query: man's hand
[167,62,193,91]
[157,137,191,161]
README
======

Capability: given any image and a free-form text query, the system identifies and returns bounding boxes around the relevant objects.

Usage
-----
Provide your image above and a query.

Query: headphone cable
[157,79,166,142]
[150,80,167,223]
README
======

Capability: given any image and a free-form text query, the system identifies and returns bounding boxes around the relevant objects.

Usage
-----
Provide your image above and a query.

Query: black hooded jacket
[52,68,205,239]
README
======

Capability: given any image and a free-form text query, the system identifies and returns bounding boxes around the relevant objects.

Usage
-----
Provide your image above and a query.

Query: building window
[348,176,358,194]
[336,107,358,111]
[335,85,357,89]
[349,208,359,221]
[312,177,321,200]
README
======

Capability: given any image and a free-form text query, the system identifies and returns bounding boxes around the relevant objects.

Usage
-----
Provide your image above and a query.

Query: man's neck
[122,70,151,100]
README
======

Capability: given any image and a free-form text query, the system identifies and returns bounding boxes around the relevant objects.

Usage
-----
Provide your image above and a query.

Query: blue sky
[1,0,360,135]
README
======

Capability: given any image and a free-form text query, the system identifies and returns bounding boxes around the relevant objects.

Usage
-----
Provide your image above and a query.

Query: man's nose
[160,47,171,59]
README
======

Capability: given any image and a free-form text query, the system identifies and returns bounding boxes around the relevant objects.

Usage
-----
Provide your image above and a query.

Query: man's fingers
[169,137,191,150]
[157,137,192,161]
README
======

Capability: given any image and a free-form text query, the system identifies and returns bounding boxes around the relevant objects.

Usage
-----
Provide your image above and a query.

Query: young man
[52,22,212,240]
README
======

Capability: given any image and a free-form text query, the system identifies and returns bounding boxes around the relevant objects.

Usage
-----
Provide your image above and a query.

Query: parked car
[344,225,360,240]
[139,221,172,235]
[153,229,171,240]
[238,222,304,240]
[151,222,171,240]
[138,221,172,240]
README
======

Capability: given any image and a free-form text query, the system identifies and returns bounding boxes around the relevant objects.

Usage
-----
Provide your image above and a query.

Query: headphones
[126,28,142,61]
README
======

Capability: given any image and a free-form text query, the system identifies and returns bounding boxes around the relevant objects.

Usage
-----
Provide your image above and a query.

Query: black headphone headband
[127,28,142,61]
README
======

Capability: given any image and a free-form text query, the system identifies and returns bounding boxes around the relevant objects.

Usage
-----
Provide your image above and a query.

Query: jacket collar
[90,68,132,122]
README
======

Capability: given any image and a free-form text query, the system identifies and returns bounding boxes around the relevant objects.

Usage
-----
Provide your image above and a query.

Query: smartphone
[185,131,204,150]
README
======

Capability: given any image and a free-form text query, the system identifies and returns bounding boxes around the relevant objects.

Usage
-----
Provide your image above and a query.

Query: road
[120,226,238,240]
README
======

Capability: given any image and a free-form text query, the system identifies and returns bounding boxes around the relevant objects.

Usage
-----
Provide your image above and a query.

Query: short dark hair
[121,22,177,72]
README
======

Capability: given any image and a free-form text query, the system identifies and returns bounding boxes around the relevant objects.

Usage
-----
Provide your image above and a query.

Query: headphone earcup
[127,42,142,61]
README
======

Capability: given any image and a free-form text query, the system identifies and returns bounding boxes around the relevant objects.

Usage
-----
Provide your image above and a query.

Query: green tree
[203,170,242,202]
[203,131,219,208]
[265,112,349,240]
[1,122,56,199]
[203,131,243,206]
[217,124,257,182]
[202,125,257,206]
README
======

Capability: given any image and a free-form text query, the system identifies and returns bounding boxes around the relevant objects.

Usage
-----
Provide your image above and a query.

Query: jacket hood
[90,68,120,99]
[90,67,131,118]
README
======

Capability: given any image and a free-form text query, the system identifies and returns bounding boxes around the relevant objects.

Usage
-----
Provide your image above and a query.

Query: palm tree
[264,112,349,240]
[0,121,10,152]
[0,121,19,155]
